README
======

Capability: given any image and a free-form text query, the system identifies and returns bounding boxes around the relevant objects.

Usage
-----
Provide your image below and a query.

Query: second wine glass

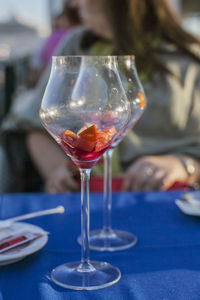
[88,56,146,251]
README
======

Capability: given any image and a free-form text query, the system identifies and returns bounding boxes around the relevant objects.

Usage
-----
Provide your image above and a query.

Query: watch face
[184,158,195,175]
[178,156,195,176]
[187,163,195,175]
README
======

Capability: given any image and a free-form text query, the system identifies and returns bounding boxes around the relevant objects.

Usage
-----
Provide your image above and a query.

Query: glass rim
[52,55,135,63]
[52,55,135,58]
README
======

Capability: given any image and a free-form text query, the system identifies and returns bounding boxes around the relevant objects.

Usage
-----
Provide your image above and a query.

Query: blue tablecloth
[1,191,200,300]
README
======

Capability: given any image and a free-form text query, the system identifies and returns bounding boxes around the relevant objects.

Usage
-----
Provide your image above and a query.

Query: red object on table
[0,236,27,251]
[77,176,123,192]
[89,176,123,192]
[167,181,191,191]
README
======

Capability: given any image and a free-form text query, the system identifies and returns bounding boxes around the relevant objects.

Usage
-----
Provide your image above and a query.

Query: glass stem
[78,168,94,272]
[103,149,113,234]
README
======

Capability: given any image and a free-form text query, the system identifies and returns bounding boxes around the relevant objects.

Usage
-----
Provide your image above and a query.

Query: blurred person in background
[1,0,200,193]
[27,0,81,87]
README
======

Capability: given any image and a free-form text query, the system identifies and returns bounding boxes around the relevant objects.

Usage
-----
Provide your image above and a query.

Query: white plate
[175,199,200,216]
[0,257,26,266]
[0,222,48,266]
[181,191,200,206]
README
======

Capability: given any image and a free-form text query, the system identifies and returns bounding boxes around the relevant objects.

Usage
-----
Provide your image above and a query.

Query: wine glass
[87,56,146,251]
[39,56,130,290]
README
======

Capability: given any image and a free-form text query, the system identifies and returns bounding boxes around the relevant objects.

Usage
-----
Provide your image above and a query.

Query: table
[1,191,200,300]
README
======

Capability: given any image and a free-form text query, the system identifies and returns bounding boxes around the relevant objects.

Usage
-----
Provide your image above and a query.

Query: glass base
[51,260,121,290]
[78,229,137,252]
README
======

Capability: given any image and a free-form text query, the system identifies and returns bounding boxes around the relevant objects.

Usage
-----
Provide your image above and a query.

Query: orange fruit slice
[95,126,117,151]
[76,137,97,152]
[62,125,117,153]
[78,125,97,139]
[101,126,117,138]
[63,130,78,147]
[137,92,145,108]
[77,124,98,152]
[77,125,88,135]
[95,131,110,151]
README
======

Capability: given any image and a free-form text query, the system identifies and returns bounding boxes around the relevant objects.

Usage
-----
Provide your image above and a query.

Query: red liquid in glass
[60,140,110,169]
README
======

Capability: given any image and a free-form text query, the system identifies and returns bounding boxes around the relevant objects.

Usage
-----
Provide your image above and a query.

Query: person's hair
[103,0,200,76]
[63,1,81,25]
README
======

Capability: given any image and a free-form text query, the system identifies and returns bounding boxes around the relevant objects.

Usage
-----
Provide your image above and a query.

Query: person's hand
[45,164,79,193]
[123,155,189,191]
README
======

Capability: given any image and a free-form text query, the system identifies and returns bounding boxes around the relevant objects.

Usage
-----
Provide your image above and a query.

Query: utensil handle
[6,206,65,222]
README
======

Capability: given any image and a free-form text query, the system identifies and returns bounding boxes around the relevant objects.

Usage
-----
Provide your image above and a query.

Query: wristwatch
[177,155,196,177]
